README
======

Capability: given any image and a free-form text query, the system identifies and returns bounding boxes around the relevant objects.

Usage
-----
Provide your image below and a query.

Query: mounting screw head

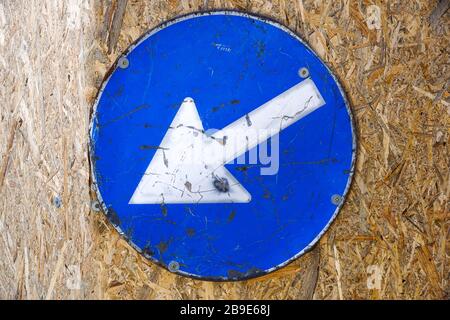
[298,67,309,78]
[168,261,180,272]
[331,194,343,205]
[118,57,129,69]
[91,200,101,212]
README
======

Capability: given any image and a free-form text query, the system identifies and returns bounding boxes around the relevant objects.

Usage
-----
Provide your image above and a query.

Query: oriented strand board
[0,0,448,299]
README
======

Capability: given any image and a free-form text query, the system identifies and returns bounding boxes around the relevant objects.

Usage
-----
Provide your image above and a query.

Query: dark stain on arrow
[245,113,252,126]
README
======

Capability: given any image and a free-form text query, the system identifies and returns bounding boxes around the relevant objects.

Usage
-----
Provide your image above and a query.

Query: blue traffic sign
[90,11,356,280]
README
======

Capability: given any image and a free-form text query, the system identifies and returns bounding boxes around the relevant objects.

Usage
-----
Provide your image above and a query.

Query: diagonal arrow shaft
[130,78,326,204]
[206,78,325,166]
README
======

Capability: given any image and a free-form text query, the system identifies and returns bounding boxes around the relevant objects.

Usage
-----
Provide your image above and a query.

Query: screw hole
[168,261,180,272]
[91,200,101,212]
[331,194,343,205]
[118,57,129,69]
[298,67,309,78]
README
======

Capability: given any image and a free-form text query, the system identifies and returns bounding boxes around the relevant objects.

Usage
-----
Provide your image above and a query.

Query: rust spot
[106,208,120,226]
[156,241,169,253]
[160,203,168,216]
[263,189,271,199]
[255,40,266,58]
[186,228,196,237]
[227,269,242,279]
[113,84,124,97]
[227,267,264,280]
[124,227,134,239]
[212,103,226,112]
[212,99,240,112]
[236,165,249,172]
[142,246,155,257]
[227,210,236,223]
[246,267,264,277]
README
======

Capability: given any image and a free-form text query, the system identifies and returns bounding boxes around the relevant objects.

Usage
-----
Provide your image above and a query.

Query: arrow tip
[128,97,252,204]
[183,97,194,103]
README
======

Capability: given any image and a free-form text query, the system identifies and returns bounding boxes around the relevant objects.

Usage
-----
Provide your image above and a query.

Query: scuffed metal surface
[89,11,356,281]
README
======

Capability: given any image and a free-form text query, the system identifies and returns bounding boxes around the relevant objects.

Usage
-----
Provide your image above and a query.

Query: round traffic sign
[90,11,356,280]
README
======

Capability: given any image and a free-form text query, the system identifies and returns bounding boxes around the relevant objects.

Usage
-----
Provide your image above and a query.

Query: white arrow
[129,78,325,204]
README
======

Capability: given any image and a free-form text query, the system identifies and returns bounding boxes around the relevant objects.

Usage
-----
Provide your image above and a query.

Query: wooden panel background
[0,0,448,299]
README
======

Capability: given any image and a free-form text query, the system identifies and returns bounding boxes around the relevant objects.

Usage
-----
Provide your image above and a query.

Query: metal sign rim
[88,9,358,281]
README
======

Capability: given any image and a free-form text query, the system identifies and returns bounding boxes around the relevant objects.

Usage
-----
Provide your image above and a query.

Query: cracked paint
[89,11,356,281]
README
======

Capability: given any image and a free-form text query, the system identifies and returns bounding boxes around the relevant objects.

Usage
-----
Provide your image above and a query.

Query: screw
[331,194,343,205]
[91,200,101,212]
[168,261,180,272]
[298,67,309,78]
[118,56,129,69]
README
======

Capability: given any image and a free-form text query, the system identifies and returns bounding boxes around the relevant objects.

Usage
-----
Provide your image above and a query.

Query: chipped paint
[89,11,356,281]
